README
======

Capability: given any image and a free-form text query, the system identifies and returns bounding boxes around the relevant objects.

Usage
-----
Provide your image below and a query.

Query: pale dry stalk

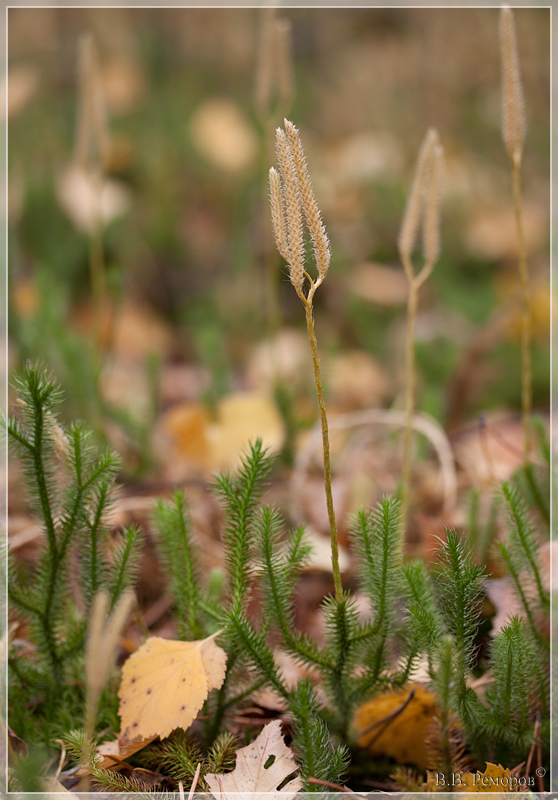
[254,8,294,123]
[398,129,444,523]
[75,33,111,348]
[500,6,531,462]
[84,589,134,744]
[269,120,342,603]
[254,7,276,121]
[255,9,295,342]
[274,19,294,112]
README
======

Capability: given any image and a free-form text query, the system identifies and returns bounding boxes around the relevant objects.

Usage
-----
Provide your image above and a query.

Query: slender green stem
[198,600,223,623]
[511,155,532,463]
[303,298,343,603]
[223,677,266,710]
[401,279,419,523]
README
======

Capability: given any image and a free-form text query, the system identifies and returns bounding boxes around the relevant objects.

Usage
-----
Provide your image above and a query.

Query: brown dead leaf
[465,203,547,261]
[348,262,408,307]
[485,577,525,637]
[95,737,157,770]
[118,632,227,743]
[245,329,312,394]
[111,303,173,361]
[328,350,391,410]
[205,720,302,800]
[453,415,527,486]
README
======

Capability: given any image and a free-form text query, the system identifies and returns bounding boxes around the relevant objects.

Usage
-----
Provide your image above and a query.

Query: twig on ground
[187,762,201,800]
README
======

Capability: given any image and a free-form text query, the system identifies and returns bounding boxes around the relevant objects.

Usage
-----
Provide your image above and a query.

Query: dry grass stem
[275,19,294,110]
[421,143,444,278]
[74,33,110,172]
[254,9,294,122]
[500,6,531,462]
[187,762,202,800]
[84,589,135,742]
[270,120,342,602]
[398,129,444,522]
[74,33,111,348]
[254,8,276,119]
[398,128,438,279]
[500,6,526,167]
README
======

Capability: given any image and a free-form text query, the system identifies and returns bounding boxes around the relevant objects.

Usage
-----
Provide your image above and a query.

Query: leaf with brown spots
[205,720,302,800]
[118,631,227,742]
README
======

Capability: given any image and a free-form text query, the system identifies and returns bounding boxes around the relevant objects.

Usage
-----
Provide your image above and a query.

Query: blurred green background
[7,7,550,475]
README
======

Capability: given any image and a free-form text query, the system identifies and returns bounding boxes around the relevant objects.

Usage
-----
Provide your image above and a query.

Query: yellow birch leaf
[118,632,226,743]
[205,720,302,800]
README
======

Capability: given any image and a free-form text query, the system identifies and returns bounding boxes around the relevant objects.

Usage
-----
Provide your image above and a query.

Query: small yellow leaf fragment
[424,763,518,793]
[354,684,438,771]
[205,720,302,800]
[118,634,227,742]
[460,763,516,793]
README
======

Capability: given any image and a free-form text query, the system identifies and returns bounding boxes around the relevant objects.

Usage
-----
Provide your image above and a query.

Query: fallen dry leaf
[95,737,158,770]
[190,98,258,173]
[465,203,547,261]
[453,415,527,486]
[348,262,408,307]
[245,328,312,394]
[354,684,438,771]
[205,719,302,800]
[457,762,518,792]
[327,349,391,409]
[208,392,285,471]
[155,392,285,478]
[118,632,227,743]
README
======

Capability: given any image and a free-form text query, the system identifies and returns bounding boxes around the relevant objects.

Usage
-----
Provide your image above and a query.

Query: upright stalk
[512,155,531,462]
[268,121,343,600]
[398,129,444,524]
[304,298,343,603]
[401,279,419,522]
[500,6,530,462]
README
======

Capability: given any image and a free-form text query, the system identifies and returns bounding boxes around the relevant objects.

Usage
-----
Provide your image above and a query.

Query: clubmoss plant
[152,438,549,786]
[398,128,444,522]
[7,363,142,749]
[269,119,342,602]
[500,6,531,462]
